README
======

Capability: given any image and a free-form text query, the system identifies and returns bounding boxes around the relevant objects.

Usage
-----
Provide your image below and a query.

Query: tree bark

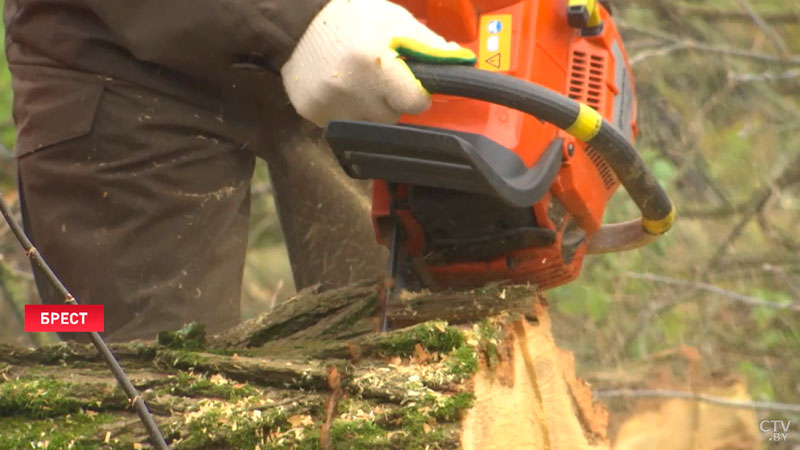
[0,280,610,449]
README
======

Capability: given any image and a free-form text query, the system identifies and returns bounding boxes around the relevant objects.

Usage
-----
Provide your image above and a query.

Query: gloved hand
[281,0,476,127]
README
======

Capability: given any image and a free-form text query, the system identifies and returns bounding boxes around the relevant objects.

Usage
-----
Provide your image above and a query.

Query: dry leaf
[288,415,309,427]
[413,343,431,364]
[209,374,227,385]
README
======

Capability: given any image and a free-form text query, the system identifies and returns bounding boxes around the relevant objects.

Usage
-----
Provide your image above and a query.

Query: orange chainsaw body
[370,0,637,289]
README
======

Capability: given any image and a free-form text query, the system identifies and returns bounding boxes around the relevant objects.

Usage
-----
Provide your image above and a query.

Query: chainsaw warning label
[479,14,511,72]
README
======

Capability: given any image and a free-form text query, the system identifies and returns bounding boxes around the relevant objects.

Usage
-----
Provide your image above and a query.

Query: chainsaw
[324,0,675,328]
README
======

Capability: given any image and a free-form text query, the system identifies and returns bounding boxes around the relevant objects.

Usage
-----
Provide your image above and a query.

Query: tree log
[0,280,610,449]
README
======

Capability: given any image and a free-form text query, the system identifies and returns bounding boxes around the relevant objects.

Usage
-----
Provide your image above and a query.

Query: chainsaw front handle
[407,62,675,251]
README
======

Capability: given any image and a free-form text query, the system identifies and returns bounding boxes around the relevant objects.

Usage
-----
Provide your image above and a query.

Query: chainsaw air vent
[568,46,615,190]
[567,49,606,112]
[585,147,616,189]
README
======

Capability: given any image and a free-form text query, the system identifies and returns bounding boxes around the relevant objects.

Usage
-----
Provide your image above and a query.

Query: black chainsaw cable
[0,192,170,450]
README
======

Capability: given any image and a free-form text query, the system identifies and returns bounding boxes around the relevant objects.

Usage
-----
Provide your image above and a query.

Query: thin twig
[762,264,800,298]
[623,1,800,24]
[729,68,800,83]
[619,22,800,66]
[0,191,170,450]
[735,0,792,57]
[706,153,800,269]
[679,205,740,220]
[757,208,800,251]
[630,42,686,66]
[706,187,773,270]
[595,388,800,413]
[625,272,800,312]
[677,6,800,24]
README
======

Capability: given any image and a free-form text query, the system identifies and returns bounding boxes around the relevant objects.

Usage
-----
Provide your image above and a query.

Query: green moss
[0,411,117,449]
[159,349,212,369]
[0,377,89,419]
[433,392,474,422]
[175,407,290,450]
[334,392,472,450]
[0,376,130,421]
[376,321,465,356]
[158,322,206,350]
[329,416,458,450]
[446,345,478,381]
[330,420,388,449]
[117,341,159,360]
[166,372,256,401]
[281,428,324,450]
[477,319,504,372]
[36,343,81,364]
[440,318,506,382]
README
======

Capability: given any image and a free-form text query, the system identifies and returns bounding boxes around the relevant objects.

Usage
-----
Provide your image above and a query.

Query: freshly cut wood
[0,280,610,449]
[461,301,609,450]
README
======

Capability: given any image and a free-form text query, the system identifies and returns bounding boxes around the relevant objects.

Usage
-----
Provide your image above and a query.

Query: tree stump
[0,279,610,449]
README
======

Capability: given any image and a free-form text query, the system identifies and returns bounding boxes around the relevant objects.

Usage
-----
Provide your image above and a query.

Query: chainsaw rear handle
[407,62,675,250]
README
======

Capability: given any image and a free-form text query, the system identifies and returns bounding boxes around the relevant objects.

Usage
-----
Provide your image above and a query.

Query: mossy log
[0,279,610,449]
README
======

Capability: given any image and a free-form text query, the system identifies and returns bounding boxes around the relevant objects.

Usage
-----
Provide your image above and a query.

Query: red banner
[24,304,104,332]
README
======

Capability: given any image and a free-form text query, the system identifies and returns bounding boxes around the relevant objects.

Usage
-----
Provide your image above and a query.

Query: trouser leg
[17,79,255,342]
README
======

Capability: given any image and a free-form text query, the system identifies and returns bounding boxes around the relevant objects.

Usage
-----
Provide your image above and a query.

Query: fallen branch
[729,68,800,83]
[595,388,800,413]
[625,272,800,312]
[0,285,613,449]
[0,192,169,450]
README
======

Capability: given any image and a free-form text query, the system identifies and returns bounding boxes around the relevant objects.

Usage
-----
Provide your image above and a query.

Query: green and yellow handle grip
[405,61,675,253]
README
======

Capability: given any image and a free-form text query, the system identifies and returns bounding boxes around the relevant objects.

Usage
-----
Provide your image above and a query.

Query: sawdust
[176,185,238,202]
[316,155,372,215]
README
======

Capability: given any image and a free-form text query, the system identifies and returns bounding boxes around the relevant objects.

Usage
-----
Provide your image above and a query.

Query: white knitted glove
[281,0,475,127]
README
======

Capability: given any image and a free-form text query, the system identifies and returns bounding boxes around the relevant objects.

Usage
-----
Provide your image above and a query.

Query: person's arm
[86,0,476,126]
[83,0,328,82]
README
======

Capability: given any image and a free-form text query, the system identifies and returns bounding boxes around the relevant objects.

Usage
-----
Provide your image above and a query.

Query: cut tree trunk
[0,279,610,449]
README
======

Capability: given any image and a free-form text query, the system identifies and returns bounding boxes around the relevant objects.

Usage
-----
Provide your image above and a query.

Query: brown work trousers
[14,65,387,342]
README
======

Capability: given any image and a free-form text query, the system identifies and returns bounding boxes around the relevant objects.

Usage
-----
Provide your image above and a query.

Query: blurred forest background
[0,0,798,448]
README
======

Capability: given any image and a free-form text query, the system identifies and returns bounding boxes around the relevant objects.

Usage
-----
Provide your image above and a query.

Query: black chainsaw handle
[407,61,675,244]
